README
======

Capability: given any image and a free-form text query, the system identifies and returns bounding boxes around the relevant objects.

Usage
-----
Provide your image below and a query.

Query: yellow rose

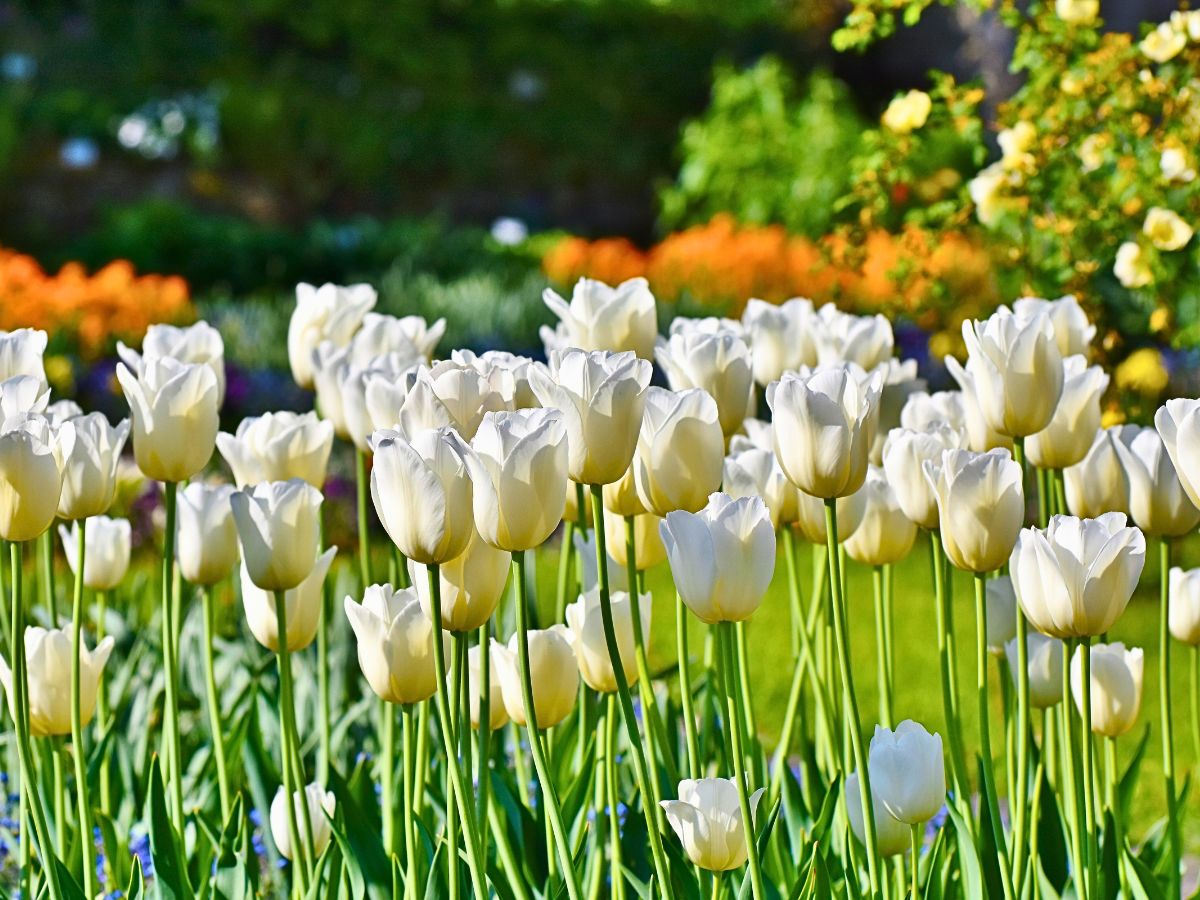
[1143,207,1193,250]
[1141,22,1186,63]
[1056,0,1098,25]
[881,90,932,134]
[1113,241,1153,288]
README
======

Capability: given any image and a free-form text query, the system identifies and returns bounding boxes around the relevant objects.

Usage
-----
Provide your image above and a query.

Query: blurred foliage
[658,61,865,237]
[832,0,994,51]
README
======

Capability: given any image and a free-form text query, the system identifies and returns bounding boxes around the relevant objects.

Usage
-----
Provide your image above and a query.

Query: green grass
[533,528,1200,851]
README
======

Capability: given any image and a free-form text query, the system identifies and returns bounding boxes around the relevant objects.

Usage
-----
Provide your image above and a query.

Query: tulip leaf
[210,795,255,900]
[1117,724,1151,822]
[921,826,947,900]
[1124,846,1167,900]
[1099,809,1120,900]
[145,756,193,899]
[947,802,983,900]
[1036,765,1069,892]
[421,842,445,900]
[95,810,130,889]
[737,795,782,900]
[327,765,391,899]
[126,855,145,900]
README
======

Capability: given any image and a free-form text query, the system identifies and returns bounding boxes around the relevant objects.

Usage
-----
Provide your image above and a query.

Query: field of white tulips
[0,279,1198,900]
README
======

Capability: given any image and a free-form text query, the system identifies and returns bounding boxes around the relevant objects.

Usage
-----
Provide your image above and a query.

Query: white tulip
[1064,428,1129,519]
[793,487,867,546]
[1005,632,1065,708]
[0,375,49,419]
[216,411,334,488]
[0,328,47,387]
[602,464,646,518]
[900,390,967,435]
[812,305,894,370]
[633,387,724,516]
[844,467,918,567]
[604,510,666,572]
[176,482,240,586]
[0,626,113,737]
[408,526,510,633]
[1071,643,1144,738]
[660,778,765,872]
[59,517,131,591]
[1155,398,1200,510]
[469,641,509,730]
[1169,567,1200,645]
[985,575,1020,655]
[943,357,1014,452]
[242,547,335,652]
[231,479,323,591]
[882,424,965,530]
[845,771,910,857]
[451,349,539,409]
[542,277,658,359]
[962,310,1064,438]
[492,626,579,728]
[925,448,1024,573]
[868,720,946,824]
[1011,295,1095,358]
[344,584,446,705]
[573,530,629,594]
[45,400,82,426]
[740,298,818,386]
[0,414,73,542]
[1025,355,1108,470]
[564,588,650,693]
[396,361,511,443]
[312,343,413,448]
[117,358,219,483]
[870,359,927,465]
[723,446,798,529]
[1113,425,1200,537]
[288,282,376,389]
[270,784,336,860]
[350,312,445,365]
[656,330,754,438]
[56,412,130,520]
[118,321,226,405]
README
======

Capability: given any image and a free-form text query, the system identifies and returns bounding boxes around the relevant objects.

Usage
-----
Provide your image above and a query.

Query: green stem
[402,704,418,900]
[882,564,895,713]
[317,577,332,785]
[1159,538,1181,898]
[69,520,97,897]
[355,448,372,588]
[1191,646,1200,767]
[1079,638,1098,899]
[973,573,1015,900]
[930,531,970,823]
[427,565,489,900]
[160,481,185,829]
[605,694,624,900]
[677,591,700,779]
[1061,639,1087,900]
[273,589,311,890]
[39,528,56,623]
[52,740,65,855]
[96,589,111,814]
[711,870,722,900]
[910,824,920,899]
[588,488,670,899]
[555,519,577,624]
[476,620,493,843]
[719,623,765,900]
[381,700,396,858]
[447,640,461,900]
[1011,606,1031,896]
[201,585,232,823]
[872,566,892,729]
[824,500,879,896]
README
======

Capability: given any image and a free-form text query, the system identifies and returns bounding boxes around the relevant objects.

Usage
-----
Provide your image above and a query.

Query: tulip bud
[844,467,918,567]
[573,530,629,594]
[925,448,1024,574]
[542,277,658,360]
[845,771,910,857]
[1064,428,1129,519]
[118,321,226,405]
[1012,295,1095,359]
[231,480,324,591]
[370,427,474,566]
[793,487,867,547]
[1005,632,1065,709]
[242,547,335,653]
[634,388,724,516]
[1157,398,1200,511]
[345,584,446,705]
[0,626,113,737]
[493,627,579,728]
[882,424,965,530]
[56,413,130,520]
[1113,425,1200,537]
[813,306,894,371]
[270,784,336,860]
[1169,567,1200,645]
[0,375,49,419]
[900,390,967,436]
[565,588,650,693]
[397,362,510,443]
[0,328,48,387]
[469,641,509,730]
[741,298,818,386]
[656,329,754,439]
[408,526,510,633]
[985,575,1020,655]
[660,778,764,872]
[529,349,652,485]
[604,511,666,572]
[176,482,240,586]
[602,465,646,518]
[1010,513,1145,639]
[867,720,946,824]
[661,493,775,624]
[961,310,1064,438]
[288,282,376,389]
[943,359,1013,452]
[724,446,798,529]
[59,517,131,591]
[1025,356,1109,470]
[1071,642,1144,738]
[768,365,882,499]
[462,409,569,552]
[217,411,334,488]
[0,414,73,542]
[116,358,219,483]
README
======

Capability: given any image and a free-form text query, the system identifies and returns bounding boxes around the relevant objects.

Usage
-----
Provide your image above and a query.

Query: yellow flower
[1100,407,1126,429]
[1113,241,1153,288]
[1056,0,1098,25]
[1150,306,1171,333]
[1143,207,1193,250]
[1115,347,1169,396]
[1078,134,1105,172]
[881,90,932,134]
[999,121,1037,170]
[969,162,1010,226]
[43,355,74,395]
[1141,22,1186,63]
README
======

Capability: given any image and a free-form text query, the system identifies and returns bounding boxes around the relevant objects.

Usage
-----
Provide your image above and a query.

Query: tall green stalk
[273,589,312,889]
[476,620,493,842]
[719,623,765,900]
[588,488,670,899]
[160,481,185,829]
[930,531,970,822]
[1079,639,1098,898]
[677,591,700,779]
[1060,639,1087,900]
[824,500,879,896]
[355,448,372,588]
[68,522,97,898]
[1158,538,1181,898]
[200,585,231,823]
[402,704,418,900]
[381,700,396,858]
[871,565,892,728]
[604,694,624,900]
[95,588,112,814]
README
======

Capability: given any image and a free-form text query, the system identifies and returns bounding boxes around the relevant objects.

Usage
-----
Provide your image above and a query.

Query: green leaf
[1117,725,1151,823]
[1036,766,1069,892]
[125,856,145,900]
[947,802,983,900]
[1125,847,1167,900]
[144,756,193,899]
[1099,809,1120,900]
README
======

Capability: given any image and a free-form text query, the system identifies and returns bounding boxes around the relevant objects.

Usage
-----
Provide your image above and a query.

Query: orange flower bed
[0,248,192,356]
[542,215,998,332]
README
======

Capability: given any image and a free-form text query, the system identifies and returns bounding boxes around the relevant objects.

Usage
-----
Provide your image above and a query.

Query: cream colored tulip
[1010,513,1145,639]
[845,771,910,857]
[1169,567,1200,645]
[117,358,219,483]
[942,358,1013,452]
[493,627,579,728]
[634,387,724,516]
[564,479,595,526]
[217,411,334,488]
[1006,632,1065,709]
[59,517,131,591]
[668,316,744,339]
[0,328,47,387]
[870,359,927,464]
[1155,398,1200,510]
[451,349,539,409]
[1143,207,1193,251]
[602,464,646,518]
[231,479,323,591]
[242,547,335,652]
[656,330,754,438]
[345,584,446,705]
[740,298,818,386]
[812,305,894,370]
[397,361,510,443]
[845,468,918,567]
[661,493,775,624]
[118,321,226,405]
[0,375,48,419]
[925,448,1024,573]
[724,446,798,529]
[1064,428,1129,519]
[462,409,569,552]
[868,720,945,824]
[469,641,509,729]
[176,482,240,586]
[370,427,474,566]
[0,413,72,542]
[270,784,336,861]
[660,778,765,872]
[408,526,510,633]
[1071,642,1144,738]
[542,277,657,360]
[881,423,965,530]
[288,282,376,389]
[986,575,1020,655]
[1113,425,1200,537]
[0,626,113,737]
[573,530,629,594]
[312,343,413,448]
[604,510,666,572]
[900,390,967,435]
[793,486,867,546]
[565,588,650,693]
[882,90,932,134]
[529,349,652,485]
[962,310,1064,438]
[56,412,130,520]
[351,312,445,364]
[1026,356,1108,470]
[769,365,882,499]
[1012,295,1095,359]
[45,400,81,425]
